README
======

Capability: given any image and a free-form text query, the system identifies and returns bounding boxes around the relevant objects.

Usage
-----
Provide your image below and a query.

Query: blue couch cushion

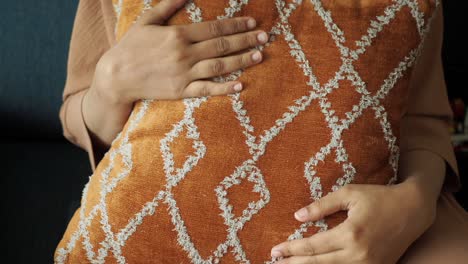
[0,0,78,139]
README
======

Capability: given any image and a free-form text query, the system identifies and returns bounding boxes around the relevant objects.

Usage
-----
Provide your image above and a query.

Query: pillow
[55,0,439,263]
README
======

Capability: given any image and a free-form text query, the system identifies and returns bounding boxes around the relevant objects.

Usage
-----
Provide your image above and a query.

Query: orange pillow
[55,0,439,263]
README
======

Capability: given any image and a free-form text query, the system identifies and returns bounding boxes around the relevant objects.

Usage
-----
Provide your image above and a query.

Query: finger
[138,0,188,25]
[191,30,268,61]
[189,49,262,80]
[183,16,257,42]
[271,223,346,257]
[274,249,346,264]
[180,80,243,98]
[294,186,352,222]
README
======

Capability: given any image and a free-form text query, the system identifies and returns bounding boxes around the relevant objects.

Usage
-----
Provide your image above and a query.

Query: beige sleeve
[400,3,461,194]
[59,0,116,172]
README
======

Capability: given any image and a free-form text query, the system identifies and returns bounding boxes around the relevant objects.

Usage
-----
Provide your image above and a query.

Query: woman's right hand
[82,0,268,157]
[93,0,268,106]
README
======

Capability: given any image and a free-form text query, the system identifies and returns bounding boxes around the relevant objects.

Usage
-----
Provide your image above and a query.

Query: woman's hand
[82,0,268,152]
[93,0,268,105]
[269,182,437,264]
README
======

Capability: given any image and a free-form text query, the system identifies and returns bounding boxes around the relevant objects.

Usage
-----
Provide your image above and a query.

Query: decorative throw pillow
[55,0,439,263]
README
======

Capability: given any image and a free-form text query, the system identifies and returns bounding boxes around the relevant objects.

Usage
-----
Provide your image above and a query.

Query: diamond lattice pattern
[55,0,439,263]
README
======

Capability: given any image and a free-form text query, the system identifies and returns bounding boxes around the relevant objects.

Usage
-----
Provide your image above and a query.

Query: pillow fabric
[55,0,439,263]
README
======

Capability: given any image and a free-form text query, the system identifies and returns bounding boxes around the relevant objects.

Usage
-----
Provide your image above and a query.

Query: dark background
[2,1,467,263]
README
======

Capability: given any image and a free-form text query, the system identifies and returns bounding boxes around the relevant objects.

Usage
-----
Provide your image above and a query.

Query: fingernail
[271,249,282,257]
[257,31,268,43]
[233,83,243,92]
[251,51,262,61]
[247,18,256,29]
[295,208,308,220]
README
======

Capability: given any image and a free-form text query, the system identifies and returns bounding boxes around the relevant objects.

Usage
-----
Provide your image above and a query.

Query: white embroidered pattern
[114,0,124,35]
[55,0,440,263]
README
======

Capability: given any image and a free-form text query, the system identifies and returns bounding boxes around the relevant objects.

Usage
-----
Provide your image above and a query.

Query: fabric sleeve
[399,3,461,194]
[59,0,116,172]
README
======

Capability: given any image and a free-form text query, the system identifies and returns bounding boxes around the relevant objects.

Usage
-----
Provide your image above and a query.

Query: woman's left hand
[270,182,437,264]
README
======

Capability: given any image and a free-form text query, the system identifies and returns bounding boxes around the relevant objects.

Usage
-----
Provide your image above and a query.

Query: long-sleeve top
[59,0,462,194]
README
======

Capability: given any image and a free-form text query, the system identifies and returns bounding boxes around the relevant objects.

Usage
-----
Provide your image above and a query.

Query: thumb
[294,187,351,222]
[138,0,188,25]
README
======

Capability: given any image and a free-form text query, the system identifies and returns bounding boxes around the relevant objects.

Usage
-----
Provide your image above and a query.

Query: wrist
[393,178,437,226]
[90,76,133,111]
[83,83,134,146]
[93,51,135,106]
[396,150,445,207]
[388,180,437,247]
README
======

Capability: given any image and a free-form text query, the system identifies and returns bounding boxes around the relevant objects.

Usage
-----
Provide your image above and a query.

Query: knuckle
[225,83,233,94]
[216,37,230,55]
[200,84,210,97]
[170,74,191,97]
[209,20,223,37]
[283,242,293,255]
[172,49,187,62]
[170,80,185,99]
[247,33,257,46]
[233,19,244,33]
[212,60,225,75]
[312,201,324,218]
[356,245,371,261]
[347,223,364,244]
[173,87,184,99]
[189,65,201,80]
[239,54,250,68]
[304,240,316,256]
[314,198,323,210]
[168,26,186,41]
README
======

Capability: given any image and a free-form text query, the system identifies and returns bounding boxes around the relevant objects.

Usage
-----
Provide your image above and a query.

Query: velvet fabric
[55,1,452,263]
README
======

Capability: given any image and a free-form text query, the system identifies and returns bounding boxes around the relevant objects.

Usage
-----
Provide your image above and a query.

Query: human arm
[398,1,461,197]
[61,0,270,171]
[268,3,462,263]
[59,0,115,171]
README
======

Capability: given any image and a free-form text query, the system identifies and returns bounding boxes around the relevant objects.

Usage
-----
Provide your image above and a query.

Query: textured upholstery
[55,1,446,263]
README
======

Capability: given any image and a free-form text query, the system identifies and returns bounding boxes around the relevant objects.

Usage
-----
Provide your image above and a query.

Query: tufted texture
[55,0,440,263]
